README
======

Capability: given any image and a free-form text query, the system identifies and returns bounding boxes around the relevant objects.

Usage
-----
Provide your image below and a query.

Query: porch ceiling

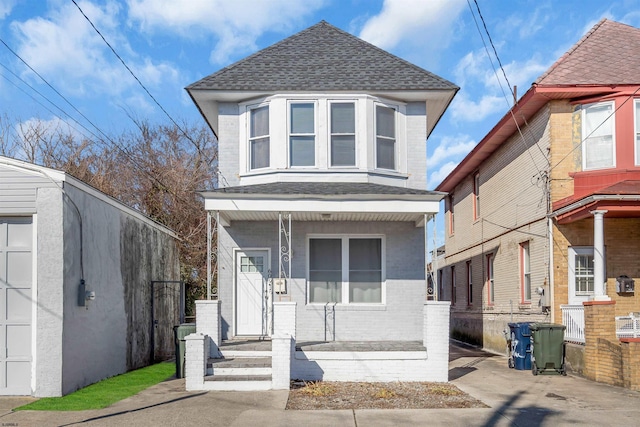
[214,210,428,223]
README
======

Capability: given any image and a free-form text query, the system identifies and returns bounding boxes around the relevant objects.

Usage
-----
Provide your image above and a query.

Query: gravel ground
[286,381,488,410]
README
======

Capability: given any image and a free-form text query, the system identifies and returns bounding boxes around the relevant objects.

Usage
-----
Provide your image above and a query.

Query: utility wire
[71,0,214,165]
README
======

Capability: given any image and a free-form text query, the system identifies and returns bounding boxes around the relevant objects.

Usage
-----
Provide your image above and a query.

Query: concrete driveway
[2,341,640,426]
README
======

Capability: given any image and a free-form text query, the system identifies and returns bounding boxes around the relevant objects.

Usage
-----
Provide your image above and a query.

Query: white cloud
[428,134,476,167]
[449,92,504,123]
[428,160,458,190]
[0,0,15,20]
[11,1,180,98]
[126,0,326,64]
[358,0,466,50]
[426,135,475,189]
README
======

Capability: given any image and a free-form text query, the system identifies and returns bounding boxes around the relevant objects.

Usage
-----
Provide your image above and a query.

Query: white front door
[235,250,269,336]
[0,217,33,395]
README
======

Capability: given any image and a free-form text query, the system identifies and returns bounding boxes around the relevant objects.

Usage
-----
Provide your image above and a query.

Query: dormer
[186,21,458,189]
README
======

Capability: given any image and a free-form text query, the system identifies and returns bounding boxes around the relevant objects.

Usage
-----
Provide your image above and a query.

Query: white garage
[0,218,33,395]
[0,156,180,396]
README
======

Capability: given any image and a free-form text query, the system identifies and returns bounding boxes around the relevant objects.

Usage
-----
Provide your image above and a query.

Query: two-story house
[184,21,458,389]
[436,19,640,388]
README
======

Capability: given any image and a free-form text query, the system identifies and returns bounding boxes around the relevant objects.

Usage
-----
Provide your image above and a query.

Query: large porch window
[308,236,383,304]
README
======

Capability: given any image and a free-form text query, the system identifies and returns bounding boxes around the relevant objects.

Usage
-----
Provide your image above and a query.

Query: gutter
[551,194,640,218]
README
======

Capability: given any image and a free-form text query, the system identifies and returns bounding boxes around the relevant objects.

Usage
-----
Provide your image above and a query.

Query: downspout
[548,217,555,322]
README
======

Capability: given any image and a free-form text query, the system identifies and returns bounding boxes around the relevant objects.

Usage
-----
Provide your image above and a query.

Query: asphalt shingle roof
[207,182,444,197]
[536,19,640,86]
[187,21,457,92]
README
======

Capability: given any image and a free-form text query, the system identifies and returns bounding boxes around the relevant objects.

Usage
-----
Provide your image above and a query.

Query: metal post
[207,211,211,300]
[433,214,438,301]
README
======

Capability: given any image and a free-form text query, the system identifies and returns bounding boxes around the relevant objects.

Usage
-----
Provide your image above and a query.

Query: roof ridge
[535,18,608,84]
[325,21,458,89]
[186,20,458,91]
[186,21,329,89]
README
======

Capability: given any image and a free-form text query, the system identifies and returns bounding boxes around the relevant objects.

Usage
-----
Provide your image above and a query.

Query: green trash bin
[174,323,196,379]
[530,323,566,376]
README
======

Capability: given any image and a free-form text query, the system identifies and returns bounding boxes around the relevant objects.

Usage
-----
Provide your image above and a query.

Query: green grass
[15,362,175,411]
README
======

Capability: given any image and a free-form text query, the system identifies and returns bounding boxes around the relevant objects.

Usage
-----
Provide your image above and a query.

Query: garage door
[0,218,32,395]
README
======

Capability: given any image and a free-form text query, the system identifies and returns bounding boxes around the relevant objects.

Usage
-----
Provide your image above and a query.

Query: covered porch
[200,182,446,341]
[552,186,640,389]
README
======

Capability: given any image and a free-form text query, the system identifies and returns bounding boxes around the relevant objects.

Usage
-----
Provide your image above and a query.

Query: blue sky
[2,0,640,245]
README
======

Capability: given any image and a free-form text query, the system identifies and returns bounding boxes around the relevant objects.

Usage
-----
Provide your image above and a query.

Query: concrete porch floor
[219,339,426,352]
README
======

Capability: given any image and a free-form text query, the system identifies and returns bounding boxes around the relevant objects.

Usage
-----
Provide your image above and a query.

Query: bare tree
[1,117,218,314]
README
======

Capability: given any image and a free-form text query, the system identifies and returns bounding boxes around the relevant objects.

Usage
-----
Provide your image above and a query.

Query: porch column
[591,210,609,300]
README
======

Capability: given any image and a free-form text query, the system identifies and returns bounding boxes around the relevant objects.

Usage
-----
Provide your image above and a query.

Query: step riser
[221,351,272,358]
[201,381,272,391]
[214,367,272,376]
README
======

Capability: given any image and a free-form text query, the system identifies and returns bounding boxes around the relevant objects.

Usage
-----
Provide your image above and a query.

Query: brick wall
[583,301,623,386]
[621,338,640,391]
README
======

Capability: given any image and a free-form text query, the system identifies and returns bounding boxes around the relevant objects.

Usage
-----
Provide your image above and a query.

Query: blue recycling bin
[508,322,532,370]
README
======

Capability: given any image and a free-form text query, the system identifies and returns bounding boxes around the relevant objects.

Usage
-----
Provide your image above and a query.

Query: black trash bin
[507,322,532,370]
[174,323,196,379]
[530,323,566,375]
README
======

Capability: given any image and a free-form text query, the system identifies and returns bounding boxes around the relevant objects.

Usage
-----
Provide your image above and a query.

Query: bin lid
[530,322,566,331]
[175,323,197,340]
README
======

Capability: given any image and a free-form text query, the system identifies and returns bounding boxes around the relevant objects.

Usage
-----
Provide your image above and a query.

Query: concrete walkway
[2,341,640,426]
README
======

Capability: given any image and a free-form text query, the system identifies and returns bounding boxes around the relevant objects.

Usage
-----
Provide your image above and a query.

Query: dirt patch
[286,381,488,410]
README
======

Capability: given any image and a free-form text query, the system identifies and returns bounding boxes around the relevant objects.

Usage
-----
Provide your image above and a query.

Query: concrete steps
[204,353,272,391]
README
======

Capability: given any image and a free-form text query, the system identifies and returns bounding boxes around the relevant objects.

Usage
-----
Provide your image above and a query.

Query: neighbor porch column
[591,210,609,300]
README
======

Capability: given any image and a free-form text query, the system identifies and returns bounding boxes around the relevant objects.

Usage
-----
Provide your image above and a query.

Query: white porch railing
[616,313,640,339]
[561,304,585,343]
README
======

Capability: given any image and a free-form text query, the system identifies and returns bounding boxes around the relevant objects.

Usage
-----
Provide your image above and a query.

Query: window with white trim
[572,248,594,295]
[486,253,494,305]
[635,99,640,165]
[375,105,396,170]
[330,101,356,166]
[289,102,315,166]
[249,105,270,170]
[582,101,615,170]
[308,236,383,304]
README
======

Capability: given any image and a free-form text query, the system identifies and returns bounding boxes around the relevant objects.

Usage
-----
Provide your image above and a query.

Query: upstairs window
[290,102,315,166]
[473,173,480,220]
[635,100,640,165]
[583,101,615,170]
[249,105,270,170]
[376,105,396,170]
[330,102,356,166]
[448,194,455,235]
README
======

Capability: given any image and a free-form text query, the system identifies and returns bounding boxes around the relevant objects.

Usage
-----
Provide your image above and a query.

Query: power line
[71,0,215,165]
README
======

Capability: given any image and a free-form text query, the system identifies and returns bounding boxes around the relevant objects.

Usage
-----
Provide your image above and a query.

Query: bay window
[583,101,615,170]
[308,236,383,304]
[376,105,396,170]
[330,102,356,166]
[290,102,315,166]
[249,105,270,170]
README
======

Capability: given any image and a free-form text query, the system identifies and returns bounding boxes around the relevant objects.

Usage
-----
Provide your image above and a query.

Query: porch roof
[551,181,640,223]
[200,182,445,225]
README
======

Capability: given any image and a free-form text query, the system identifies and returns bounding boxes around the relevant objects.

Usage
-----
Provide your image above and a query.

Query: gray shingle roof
[204,182,444,198]
[187,21,457,92]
